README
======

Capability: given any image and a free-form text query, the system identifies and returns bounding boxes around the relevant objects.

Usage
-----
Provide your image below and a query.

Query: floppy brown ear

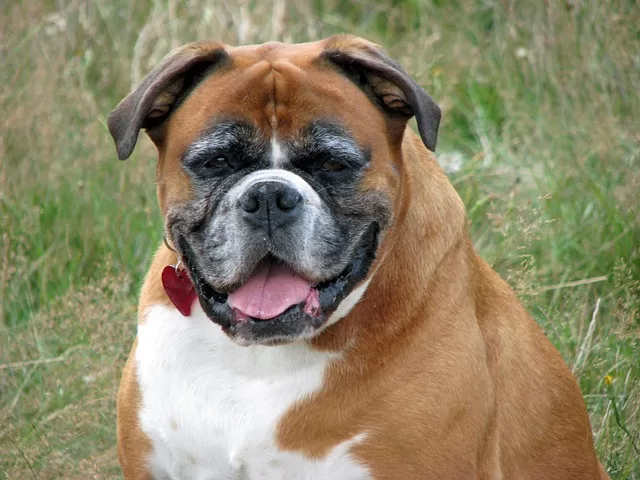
[321,35,441,152]
[107,42,228,160]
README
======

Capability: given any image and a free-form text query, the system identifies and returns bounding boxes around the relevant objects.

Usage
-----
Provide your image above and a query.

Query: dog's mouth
[177,223,379,345]
[226,259,322,321]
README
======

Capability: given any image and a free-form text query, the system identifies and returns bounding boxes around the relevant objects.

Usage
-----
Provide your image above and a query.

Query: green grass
[1,0,638,478]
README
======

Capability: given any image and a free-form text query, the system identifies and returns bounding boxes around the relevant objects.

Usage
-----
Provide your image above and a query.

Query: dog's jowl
[108,35,609,480]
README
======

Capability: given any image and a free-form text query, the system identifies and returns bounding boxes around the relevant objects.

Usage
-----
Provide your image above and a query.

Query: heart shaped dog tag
[161,265,196,316]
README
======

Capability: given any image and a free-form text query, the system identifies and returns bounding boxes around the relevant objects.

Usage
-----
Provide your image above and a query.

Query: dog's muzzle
[179,222,379,346]
[166,167,382,346]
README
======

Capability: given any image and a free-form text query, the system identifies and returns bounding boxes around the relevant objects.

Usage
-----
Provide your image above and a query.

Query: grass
[1,0,638,478]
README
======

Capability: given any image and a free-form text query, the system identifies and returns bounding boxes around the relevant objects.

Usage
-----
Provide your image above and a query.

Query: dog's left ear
[321,35,441,152]
[108,42,228,160]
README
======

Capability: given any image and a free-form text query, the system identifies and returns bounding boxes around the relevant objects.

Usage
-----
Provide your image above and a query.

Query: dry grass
[1,264,133,478]
[1,0,638,478]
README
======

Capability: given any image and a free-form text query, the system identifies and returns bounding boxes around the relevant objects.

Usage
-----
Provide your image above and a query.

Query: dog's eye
[203,155,230,169]
[320,158,346,172]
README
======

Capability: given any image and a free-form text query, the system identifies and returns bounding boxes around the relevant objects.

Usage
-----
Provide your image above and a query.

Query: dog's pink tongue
[228,262,312,320]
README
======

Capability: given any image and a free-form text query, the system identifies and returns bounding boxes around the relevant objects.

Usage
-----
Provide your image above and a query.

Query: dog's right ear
[108,42,228,160]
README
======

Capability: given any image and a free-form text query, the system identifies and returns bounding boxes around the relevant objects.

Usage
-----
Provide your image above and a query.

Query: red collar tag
[161,264,197,316]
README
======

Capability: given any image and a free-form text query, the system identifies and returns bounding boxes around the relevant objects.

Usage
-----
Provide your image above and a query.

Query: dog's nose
[239,181,303,232]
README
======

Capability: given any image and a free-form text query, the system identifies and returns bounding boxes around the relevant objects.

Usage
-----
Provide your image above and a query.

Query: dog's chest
[135,305,370,480]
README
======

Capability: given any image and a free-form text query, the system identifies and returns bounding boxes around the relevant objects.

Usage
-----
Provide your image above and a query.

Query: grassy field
[1,0,638,478]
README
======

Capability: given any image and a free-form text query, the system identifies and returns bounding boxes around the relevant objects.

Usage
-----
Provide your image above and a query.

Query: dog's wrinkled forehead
[159,55,386,172]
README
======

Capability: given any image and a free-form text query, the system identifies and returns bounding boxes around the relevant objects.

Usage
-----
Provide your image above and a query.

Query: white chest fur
[135,305,371,480]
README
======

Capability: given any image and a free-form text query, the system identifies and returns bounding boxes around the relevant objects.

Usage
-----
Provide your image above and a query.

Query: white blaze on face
[271,136,285,167]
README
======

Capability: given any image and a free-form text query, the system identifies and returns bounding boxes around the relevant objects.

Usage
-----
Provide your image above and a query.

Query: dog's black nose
[239,181,303,232]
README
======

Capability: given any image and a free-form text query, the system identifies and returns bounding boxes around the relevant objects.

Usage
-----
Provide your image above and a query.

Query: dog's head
[108,35,440,346]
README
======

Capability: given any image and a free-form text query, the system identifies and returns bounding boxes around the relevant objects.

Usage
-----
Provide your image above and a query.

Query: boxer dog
[108,35,608,479]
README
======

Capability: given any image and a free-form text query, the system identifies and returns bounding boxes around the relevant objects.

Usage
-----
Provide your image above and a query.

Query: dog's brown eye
[320,158,346,172]
[203,155,230,169]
